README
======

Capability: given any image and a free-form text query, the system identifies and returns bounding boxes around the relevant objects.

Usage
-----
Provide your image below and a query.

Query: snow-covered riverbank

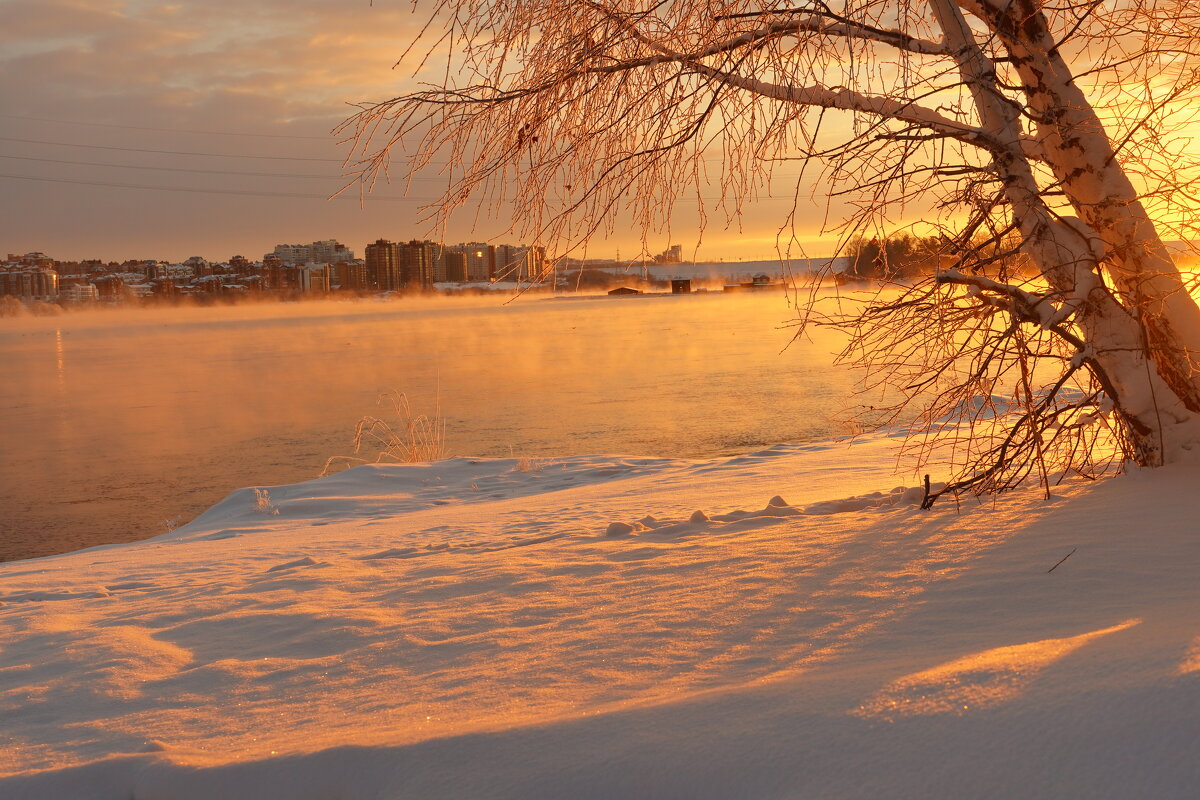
[2,433,1198,798]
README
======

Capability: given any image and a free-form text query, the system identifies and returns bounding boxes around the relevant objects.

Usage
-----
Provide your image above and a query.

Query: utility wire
[0,172,799,204]
[0,153,452,182]
[0,136,345,162]
[0,135,771,168]
[0,114,332,140]
[0,173,431,202]
[0,154,342,180]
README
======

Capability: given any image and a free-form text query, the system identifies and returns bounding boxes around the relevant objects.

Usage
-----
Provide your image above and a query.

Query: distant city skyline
[2,234,834,267]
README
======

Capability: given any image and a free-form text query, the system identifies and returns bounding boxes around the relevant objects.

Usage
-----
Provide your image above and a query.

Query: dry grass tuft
[253,488,280,515]
[323,391,447,475]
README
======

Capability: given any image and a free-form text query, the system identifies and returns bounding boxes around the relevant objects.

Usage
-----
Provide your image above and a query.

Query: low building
[60,283,99,303]
[723,273,786,292]
[91,274,126,299]
[0,266,59,301]
[299,264,330,293]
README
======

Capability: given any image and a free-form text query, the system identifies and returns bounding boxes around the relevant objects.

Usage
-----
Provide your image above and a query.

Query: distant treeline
[843,234,941,280]
[842,232,1031,281]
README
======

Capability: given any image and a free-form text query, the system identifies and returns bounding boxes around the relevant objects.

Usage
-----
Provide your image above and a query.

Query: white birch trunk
[933,0,1200,464]
[962,0,1200,412]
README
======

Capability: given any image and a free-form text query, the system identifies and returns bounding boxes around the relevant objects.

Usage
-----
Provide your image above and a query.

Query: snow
[2,433,1199,798]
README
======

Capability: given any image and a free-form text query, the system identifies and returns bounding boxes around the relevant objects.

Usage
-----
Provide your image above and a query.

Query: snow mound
[803,482,946,514]
[2,435,1199,798]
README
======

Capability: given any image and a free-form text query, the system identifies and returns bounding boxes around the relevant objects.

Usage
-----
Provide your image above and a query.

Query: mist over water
[1,291,861,561]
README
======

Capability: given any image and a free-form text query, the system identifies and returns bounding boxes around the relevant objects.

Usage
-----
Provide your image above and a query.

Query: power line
[0,173,433,202]
[0,171,803,204]
[0,135,771,169]
[0,154,342,180]
[0,136,345,163]
[0,113,332,140]
[0,135,799,180]
[0,153,453,182]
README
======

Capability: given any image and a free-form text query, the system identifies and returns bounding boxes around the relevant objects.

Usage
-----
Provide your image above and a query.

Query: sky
[0,0,837,263]
[5,2,1197,265]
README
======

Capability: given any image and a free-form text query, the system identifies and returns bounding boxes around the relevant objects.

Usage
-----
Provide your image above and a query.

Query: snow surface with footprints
[2,433,1199,799]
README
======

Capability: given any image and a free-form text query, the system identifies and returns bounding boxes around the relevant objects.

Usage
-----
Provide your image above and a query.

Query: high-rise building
[269,244,309,267]
[457,243,495,282]
[442,251,468,282]
[439,242,547,283]
[494,244,547,282]
[270,240,355,267]
[365,239,401,291]
[399,240,436,289]
[654,244,684,264]
[309,240,354,264]
[331,260,369,291]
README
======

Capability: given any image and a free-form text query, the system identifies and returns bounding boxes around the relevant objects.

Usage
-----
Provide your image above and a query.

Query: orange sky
[3,1,1198,264]
[0,0,840,263]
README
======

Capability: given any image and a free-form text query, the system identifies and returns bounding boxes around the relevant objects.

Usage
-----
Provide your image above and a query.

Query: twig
[920,473,935,509]
[1046,547,1077,573]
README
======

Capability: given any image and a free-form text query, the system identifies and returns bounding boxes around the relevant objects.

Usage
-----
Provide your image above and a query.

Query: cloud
[0,1,836,261]
[0,0,432,131]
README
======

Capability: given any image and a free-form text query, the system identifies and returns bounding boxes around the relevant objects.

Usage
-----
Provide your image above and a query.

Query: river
[1,290,863,561]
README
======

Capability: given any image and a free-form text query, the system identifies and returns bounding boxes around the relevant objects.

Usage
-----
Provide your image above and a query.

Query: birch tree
[341,0,1200,500]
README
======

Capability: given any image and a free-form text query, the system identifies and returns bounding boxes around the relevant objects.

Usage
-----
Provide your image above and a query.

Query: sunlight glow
[854,619,1140,720]
[1178,637,1200,675]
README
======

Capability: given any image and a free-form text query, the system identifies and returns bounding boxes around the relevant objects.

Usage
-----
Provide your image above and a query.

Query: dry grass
[513,456,545,473]
[253,488,280,515]
[322,391,447,475]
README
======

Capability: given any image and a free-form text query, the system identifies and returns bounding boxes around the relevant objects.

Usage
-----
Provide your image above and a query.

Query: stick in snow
[1047,547,1078,574]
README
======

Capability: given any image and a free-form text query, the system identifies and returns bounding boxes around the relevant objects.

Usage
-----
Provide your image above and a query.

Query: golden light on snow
[854,619,1140,721]
[1178,638,1200,675]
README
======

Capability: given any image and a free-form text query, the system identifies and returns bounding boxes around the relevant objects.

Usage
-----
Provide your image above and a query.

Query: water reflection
[0,292,859,561]
[54,328,65,395]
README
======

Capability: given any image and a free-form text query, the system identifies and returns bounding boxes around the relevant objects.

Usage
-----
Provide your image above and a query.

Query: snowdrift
[2,435,1198,799]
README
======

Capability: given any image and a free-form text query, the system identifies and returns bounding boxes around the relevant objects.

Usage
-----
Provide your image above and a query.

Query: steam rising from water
[1,292,858,560]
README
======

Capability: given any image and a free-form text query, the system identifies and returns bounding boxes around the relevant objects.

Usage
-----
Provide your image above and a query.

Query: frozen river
[1,290,863,561]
